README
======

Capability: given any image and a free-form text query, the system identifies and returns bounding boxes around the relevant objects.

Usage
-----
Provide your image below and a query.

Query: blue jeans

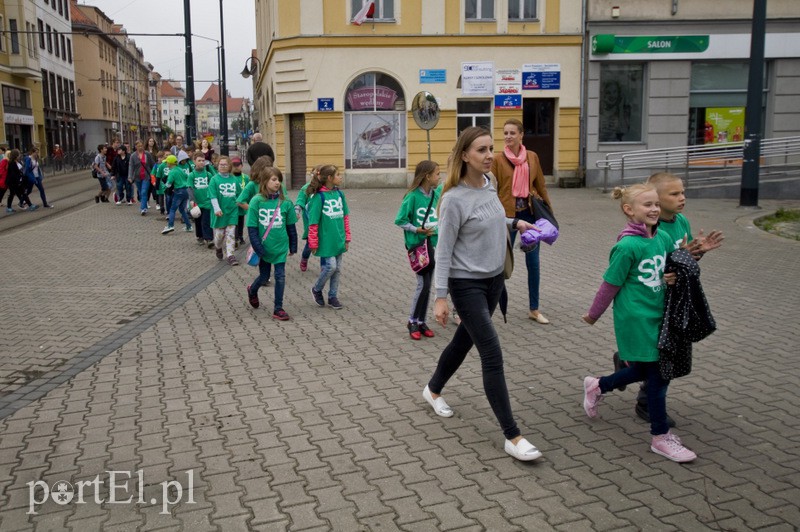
[198,208,212,240]
[139,180,151,210]
[28,177,49,206]
[510,209,542,311]
[599,362,671,436]
[428,274,520,440]
[301,241,312,260]
[116,178,133,202]
[313,254,342,298]
[168,187,191,228]
[251,261,286,311]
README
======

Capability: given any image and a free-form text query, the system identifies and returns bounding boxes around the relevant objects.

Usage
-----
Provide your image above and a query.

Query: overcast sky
[77,0,257,99]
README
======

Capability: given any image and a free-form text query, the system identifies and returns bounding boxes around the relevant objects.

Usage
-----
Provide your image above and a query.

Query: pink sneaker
[651,432,697,463]
[583,376,602,418]
[300,258,308,272]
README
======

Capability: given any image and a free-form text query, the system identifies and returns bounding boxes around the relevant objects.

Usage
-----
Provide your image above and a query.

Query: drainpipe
[578,0,589,186]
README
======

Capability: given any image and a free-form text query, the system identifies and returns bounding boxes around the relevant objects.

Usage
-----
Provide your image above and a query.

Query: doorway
[289,114,306,189]
[522,98,555,175]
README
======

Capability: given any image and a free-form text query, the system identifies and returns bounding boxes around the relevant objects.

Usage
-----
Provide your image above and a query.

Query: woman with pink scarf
[490,118,554,324]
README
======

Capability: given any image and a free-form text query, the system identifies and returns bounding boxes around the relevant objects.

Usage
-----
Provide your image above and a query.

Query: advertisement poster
[494,69,522,109]
[345,112,407,169]
[522,63,561,90]
[704,107,745,144]
[462,62,494,96]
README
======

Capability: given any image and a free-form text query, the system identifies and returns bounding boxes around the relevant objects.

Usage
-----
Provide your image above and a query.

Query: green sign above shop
[592,34,709,54]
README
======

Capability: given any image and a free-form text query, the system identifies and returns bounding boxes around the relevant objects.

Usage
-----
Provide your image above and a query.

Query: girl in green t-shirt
[296,165,322,272]
[245,166,298,321]
[307,165,350,310]
[581,184,697,463]
[394,160,440,341]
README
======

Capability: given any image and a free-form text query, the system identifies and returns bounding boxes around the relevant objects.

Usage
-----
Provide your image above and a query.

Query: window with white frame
[466,0,494,20]
[351,0,395,21]
[509,0,537,20]
[457,100,492,136]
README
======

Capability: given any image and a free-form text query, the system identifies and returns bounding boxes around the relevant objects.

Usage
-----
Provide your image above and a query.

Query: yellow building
[253,0,582,189]
[0,0,45,151]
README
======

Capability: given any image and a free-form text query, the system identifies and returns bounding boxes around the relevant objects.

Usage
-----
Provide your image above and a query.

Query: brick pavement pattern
[0,187,798,530]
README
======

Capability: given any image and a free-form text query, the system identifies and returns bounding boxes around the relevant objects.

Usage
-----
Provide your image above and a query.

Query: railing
[40,152,96,174]
[596,136,800,191]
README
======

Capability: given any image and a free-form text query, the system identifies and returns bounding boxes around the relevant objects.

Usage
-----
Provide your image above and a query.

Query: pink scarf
[504,145,529,198]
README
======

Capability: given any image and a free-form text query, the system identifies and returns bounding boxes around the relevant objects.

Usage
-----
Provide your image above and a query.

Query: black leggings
[427,274,520,440]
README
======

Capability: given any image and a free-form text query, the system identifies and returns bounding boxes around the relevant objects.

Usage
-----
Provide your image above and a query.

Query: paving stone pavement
[0,185,798,531]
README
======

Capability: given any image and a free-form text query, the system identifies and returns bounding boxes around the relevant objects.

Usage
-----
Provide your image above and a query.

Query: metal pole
[426,130,431,160]
[739,0,767,207]
[217,46,223,145]
[183,0,196,144]
[219,0,229,156]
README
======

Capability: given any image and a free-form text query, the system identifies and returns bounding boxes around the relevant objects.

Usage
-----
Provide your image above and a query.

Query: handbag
[531,196,558,229]
[503,230,514,279]
[246,199,281,266]
[406,192,436,274]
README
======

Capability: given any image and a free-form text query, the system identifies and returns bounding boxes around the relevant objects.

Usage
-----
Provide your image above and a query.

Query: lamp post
[218,0,229,155]
[241,56,261,140]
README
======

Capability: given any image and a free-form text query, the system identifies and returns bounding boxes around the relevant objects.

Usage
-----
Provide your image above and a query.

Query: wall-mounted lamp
[240,56,261,79]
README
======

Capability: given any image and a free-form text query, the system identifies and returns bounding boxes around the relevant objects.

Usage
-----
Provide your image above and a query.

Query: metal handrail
[597,136,800,191]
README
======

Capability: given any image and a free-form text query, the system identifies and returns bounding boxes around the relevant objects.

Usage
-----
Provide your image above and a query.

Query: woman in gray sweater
[422,126,542,462]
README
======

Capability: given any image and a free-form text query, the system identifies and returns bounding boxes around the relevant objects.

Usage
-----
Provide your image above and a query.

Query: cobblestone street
[0,183,798,530]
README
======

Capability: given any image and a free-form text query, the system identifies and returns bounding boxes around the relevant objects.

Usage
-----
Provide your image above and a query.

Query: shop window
[351,0,394,21]
[509,0,537,20]
[466,0,494,20]
[688,62,768,145]
[598,63,644,143]
[457,100,492,136]
[344,72,406,169]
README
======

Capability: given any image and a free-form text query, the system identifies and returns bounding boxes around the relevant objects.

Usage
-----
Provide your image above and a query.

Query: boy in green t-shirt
[611,172,724,424]
[189,153,214,246]
[161,152,193,234]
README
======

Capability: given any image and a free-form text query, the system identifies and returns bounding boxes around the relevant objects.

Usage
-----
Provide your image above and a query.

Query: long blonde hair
[441,126,492,199]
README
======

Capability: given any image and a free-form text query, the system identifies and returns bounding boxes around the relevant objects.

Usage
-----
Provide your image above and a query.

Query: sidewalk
[0,186,798,530]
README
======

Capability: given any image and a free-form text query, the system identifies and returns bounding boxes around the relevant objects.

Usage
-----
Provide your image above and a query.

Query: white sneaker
[504,438,543,461]
[422,385,454,417]
[115,201,122,205]
[161,226,175,234]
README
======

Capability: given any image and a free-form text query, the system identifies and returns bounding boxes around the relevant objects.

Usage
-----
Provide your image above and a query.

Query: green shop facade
[584,24,800,187]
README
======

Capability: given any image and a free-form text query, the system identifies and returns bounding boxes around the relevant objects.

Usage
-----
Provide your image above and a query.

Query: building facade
[112,25,150,147]
[70,1,122,151]
[0,0,45,151]
[148,68,164,146]
[253,0,582,189]
[585,0,800,187]
[36,0,78,154]
[160,80,187,139]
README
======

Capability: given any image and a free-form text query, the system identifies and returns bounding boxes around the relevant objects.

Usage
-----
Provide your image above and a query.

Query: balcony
[7,53,41,79]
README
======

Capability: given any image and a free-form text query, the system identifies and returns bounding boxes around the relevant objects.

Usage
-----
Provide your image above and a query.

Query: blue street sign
[317,98,334,112]
[420,69,447,84]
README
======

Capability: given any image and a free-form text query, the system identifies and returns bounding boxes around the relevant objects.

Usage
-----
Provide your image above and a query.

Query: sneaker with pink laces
[651,432,697,463]
[583,376,603,418]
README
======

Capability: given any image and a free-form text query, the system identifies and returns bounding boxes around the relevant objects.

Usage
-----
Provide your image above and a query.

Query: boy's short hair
[646,172,682,187]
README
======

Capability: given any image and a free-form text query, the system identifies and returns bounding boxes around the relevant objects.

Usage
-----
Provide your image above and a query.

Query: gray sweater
[434,177,509,298]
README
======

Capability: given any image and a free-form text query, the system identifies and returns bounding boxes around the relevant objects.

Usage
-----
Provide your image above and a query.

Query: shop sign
[4,113,34,125]
[494,94,522,110]
[495,69,521,96]
[462,62,494,96]
[522,63,561,90]
[346,86,398,111]
[317,98,334,112]
[420,69,446,84]
[592,34,709,54]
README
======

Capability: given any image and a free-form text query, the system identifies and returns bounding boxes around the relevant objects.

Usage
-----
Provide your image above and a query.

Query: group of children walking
[395,155,722,464]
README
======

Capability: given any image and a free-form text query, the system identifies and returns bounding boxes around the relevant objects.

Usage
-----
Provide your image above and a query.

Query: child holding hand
[582,184,697,463]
